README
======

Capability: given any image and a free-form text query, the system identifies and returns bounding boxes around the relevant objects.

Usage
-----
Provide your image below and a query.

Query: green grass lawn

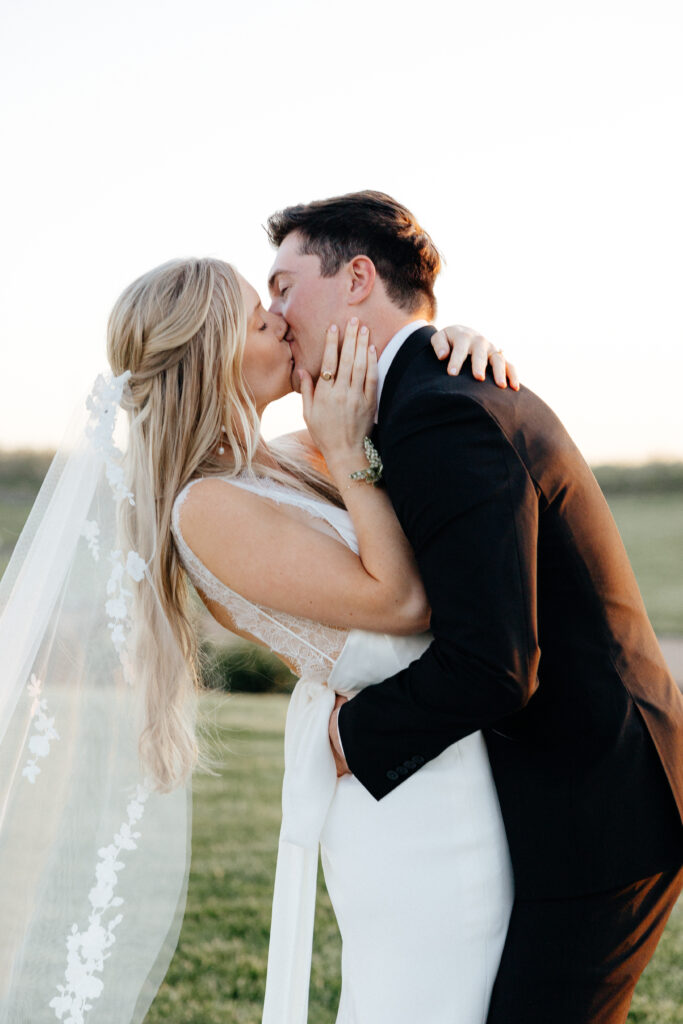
[607,493,683,635]
[147,694,683,1024]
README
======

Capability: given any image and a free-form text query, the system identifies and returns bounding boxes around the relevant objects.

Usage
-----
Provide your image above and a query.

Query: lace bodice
[171,472,356,679]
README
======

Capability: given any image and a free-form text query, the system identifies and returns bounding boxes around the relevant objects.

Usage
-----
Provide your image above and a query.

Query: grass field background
[1,458,682,1021]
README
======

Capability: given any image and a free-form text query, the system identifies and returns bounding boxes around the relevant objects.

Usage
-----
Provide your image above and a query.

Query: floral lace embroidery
[81,521,100,561]
[81,371,149,671]
[105,549,147,666]
[84,371,135,507]
[49,780,152,1023]
[22,674,59,784]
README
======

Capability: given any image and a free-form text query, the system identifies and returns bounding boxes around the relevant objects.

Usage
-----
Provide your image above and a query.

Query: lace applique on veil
[171,474,352,679]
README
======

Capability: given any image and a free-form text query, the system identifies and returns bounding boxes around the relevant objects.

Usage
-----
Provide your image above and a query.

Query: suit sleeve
[337,388,541,800]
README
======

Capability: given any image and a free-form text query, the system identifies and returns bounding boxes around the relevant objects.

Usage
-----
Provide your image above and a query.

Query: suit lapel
[375,325,437,448]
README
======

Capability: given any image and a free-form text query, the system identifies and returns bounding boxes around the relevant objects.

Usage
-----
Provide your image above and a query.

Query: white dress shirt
[374,320,431,422]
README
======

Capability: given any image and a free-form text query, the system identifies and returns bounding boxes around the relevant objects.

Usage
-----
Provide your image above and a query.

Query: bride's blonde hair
[107,257,340,792]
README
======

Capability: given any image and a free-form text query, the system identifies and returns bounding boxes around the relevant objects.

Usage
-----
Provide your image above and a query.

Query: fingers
[299,369,315,421]
[430,328,450,360]
[336,317,360,384]
[447,335,473,376]
[329,696,350,776]
[489,349,508,388]
[431,326,472,373]
[351,324,369,389]
[470,336,490,381]
[506,361,520,391]
[487,349,520,390]
[364,343,378,406]
[349,322,378,416]
[319,324,340,382]
[431,325,481,376]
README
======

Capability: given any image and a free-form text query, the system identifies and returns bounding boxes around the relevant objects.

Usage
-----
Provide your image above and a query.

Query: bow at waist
[279,676,339,849]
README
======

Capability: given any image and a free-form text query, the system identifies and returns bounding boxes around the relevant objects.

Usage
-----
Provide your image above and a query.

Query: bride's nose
[274,314,288,341]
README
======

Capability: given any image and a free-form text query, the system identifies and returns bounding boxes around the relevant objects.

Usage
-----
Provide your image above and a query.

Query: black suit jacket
[338,325,683,898]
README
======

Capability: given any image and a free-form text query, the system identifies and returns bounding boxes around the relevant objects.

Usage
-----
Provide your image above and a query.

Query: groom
[265,190,683,1022]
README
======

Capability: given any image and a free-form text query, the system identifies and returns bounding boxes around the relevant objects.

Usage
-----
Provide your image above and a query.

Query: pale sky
[1,0,681,463]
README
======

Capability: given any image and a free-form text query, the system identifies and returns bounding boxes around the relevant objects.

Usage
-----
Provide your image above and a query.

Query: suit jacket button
[403,759,416,770]
[397,765,409,775]
[412,755,425,765]
[387,770,399,781]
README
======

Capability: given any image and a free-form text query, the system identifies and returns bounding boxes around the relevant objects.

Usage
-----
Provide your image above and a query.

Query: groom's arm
[337,387,541,800]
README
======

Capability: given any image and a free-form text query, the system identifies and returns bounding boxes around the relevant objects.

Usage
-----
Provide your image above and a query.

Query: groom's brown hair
[265,190,442,319]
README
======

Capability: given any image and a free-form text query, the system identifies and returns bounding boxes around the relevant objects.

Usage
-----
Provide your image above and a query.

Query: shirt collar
[375,320,431,422]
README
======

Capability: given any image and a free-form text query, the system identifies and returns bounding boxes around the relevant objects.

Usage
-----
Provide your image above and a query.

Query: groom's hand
[329,693,351,777]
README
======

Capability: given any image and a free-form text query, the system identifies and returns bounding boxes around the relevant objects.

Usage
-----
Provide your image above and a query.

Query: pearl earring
[218,425,226,456]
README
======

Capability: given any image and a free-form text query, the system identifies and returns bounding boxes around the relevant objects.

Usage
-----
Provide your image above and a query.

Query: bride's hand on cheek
[298,318,378,463]
[430,325,520,390]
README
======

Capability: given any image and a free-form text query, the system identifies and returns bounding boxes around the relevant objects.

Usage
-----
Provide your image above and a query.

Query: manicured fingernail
[330,324,338,333]
[369,345,376,353]
[350,316,358,326]
[360,325,368,335]
[438,347,448,357]
[448,367,458,375]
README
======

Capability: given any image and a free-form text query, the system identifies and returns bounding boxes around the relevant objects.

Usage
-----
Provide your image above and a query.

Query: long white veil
[0,372,192,1023]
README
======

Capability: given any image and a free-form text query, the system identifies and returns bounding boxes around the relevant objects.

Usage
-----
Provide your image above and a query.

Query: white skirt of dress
[319,730,514,1024]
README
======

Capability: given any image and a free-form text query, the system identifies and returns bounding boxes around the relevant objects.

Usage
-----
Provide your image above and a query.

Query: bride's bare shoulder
[177,476,268,536]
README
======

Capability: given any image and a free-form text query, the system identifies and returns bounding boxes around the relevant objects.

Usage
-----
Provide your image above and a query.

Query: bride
[107,256,517,1024]
[0,255,518,1024]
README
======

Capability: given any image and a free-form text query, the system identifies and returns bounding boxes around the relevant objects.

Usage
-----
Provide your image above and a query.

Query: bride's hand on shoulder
[298,318,377,464]
[430,325,520,390]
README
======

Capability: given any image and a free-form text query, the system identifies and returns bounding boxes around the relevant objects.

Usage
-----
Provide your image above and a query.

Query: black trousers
[485,864,683,1024]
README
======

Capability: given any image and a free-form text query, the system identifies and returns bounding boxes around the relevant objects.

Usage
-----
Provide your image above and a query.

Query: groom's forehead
[268,239,322,293]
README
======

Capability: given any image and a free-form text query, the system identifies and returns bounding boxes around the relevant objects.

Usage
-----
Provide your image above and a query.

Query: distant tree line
[0,450,55,498]
[2,448,683,499]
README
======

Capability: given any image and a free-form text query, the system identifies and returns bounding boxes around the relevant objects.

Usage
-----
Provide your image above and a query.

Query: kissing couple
[1,190,681,1024]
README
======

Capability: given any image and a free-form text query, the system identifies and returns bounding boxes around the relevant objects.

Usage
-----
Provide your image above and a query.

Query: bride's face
[236,273,293,414]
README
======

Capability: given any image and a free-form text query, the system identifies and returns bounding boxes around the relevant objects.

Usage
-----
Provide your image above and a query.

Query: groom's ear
[346,256,376,306]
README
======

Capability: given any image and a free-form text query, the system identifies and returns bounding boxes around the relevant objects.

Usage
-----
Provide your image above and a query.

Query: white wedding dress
[171,472,514,1024]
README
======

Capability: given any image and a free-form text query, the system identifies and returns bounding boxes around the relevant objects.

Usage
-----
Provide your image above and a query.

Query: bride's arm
[178,322,429,636]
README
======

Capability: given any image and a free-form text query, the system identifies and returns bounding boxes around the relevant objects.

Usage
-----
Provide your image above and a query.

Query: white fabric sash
[261,629,432,1023]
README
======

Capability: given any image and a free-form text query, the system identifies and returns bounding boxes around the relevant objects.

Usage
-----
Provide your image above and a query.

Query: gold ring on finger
[321,370,334,381]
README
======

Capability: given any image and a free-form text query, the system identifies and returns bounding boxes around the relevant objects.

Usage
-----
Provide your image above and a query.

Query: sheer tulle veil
[0,371,192,1023]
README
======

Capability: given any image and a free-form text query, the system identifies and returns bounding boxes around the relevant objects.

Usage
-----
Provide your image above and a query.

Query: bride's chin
[275,374,296,399]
